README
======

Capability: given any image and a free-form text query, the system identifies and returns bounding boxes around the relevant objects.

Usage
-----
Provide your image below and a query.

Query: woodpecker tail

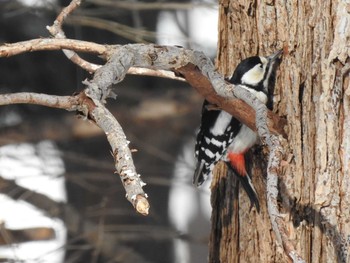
[226,153,260,212]
[193,161,209,186]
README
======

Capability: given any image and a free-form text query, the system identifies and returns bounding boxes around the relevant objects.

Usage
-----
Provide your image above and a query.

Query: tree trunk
[210,1,350,262]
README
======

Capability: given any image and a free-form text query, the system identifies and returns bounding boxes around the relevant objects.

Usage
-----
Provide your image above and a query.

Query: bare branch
[0,37,285,136]
[0,224,55,245]
[0,38,185,81]
[0,38,286,136]
[47,0,101,72]
[208,57,303,261]
[127,67,185,81]
[52,0,81,27]
[229,89,304,262]
[219,65,304,262]
[266,136,305,263]
[175,64,286,136]
[0,38,107,58]
[0,92,79,110]
[0,90,149,214]
[81,44,193,101]
[178,46,300,261]
[84,96,150,215]
[233,85,304,262]
[0,39,287,216]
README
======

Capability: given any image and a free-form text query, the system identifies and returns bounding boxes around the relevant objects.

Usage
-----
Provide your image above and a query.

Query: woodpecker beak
[266,49,283,62]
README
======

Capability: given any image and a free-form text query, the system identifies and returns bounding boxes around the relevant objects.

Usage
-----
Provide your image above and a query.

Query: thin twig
[0,92,79,110]
[0,90,150,214]
[91,198,108,263]
[0,38,185,81]
[0,38,107,57]
[47,0,100,72]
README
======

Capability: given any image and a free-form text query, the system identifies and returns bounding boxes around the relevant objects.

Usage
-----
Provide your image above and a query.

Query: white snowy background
[0,139,67,262]
[157,2,218,262]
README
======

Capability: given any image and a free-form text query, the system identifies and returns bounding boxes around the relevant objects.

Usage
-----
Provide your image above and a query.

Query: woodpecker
[193,50,282,211]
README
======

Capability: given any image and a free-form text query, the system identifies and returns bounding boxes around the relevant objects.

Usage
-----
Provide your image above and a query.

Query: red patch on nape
[227,152,247,177]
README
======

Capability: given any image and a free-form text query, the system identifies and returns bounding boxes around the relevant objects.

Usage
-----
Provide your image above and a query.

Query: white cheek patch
[241,64,264,86]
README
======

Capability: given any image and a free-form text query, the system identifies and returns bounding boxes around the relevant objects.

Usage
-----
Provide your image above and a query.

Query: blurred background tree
[0,0,217,262]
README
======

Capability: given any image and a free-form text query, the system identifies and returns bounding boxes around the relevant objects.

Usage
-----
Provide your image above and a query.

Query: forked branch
[0,40,286,216]
[0,3,297,260]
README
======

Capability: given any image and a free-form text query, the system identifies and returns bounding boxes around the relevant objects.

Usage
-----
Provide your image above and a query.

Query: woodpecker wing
[193,51,282,213]
[194,100,241,186]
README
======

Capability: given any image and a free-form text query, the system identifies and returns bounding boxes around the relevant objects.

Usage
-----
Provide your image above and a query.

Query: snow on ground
[0,140,67,263]
[169,138,211,263]
[158,3,217,261]
[17,0,57,8]
[156,1,218,58]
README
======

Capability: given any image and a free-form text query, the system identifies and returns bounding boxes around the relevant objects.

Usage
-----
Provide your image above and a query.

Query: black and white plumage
[193,50,282,210]
[193,101,241,185]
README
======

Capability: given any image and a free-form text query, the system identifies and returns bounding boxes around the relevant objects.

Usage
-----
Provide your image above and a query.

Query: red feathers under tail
[227,152,260,212]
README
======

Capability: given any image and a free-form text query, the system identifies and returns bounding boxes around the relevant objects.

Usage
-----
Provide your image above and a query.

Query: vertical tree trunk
[210,0,350,262]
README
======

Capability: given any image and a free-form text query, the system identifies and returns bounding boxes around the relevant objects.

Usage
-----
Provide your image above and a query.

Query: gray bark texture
[210,0,350,262]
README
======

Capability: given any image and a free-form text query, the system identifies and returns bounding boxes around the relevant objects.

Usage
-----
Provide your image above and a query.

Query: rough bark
[210,0,350,262]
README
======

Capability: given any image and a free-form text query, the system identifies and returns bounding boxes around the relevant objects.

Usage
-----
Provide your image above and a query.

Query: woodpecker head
[229,49,282,108]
